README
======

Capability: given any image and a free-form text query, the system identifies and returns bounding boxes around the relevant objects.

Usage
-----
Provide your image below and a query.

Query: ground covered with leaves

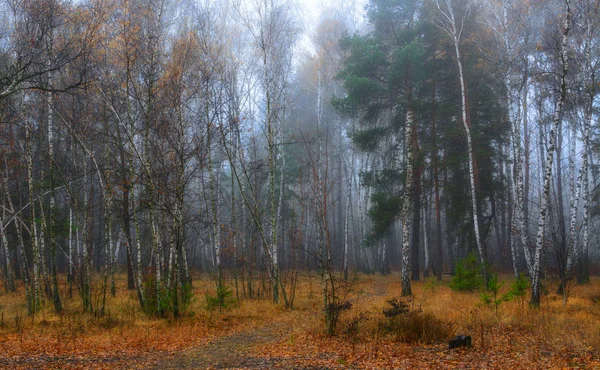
[0,274,599,369]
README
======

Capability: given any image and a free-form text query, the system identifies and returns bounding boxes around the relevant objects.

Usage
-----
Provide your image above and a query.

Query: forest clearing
[0,272,599,369]
[1,0,600,367]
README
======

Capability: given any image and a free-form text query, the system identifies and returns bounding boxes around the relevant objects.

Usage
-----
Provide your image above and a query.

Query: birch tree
[235,0,297,304]
[400,109,414,296]
[484,0,533,277]
[577,0,599,284]
[431,0,486,275]
[530,0,572,307]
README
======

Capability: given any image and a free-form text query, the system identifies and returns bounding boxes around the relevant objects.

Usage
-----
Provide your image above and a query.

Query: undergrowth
[379,298,454,344]
[0,272,599,368]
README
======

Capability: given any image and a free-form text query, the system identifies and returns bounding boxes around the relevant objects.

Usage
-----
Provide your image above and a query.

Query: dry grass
[0,272,599,368]
[257,273,600,368]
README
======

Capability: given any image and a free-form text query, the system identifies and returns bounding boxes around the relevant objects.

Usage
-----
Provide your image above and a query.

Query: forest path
[152,316,301,369]
[151,276,387,369]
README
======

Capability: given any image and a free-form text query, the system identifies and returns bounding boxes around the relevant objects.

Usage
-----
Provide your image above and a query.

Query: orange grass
[0,272,599,368]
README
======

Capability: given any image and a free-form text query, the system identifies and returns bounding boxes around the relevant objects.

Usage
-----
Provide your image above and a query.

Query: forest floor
[0,272,599,369]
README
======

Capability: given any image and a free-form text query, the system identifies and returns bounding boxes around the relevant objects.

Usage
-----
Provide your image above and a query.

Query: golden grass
[0,272,599,368]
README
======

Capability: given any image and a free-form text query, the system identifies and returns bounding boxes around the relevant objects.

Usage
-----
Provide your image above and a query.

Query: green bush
[206,283,234,311]
[450,252,482,291]
[480,273,509,314]
[506,273,529,312]
[180,282,194,310]
[142,274,160,316]
[142,274,194,317]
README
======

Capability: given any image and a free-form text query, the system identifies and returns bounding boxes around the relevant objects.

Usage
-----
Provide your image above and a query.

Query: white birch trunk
[81,153,91,312]
[343,130,354,281]
[26,117,41,312]
[46,68,61,312]
[132,180,144,304]
[434,0,484,267]
[579,16,595,283]
[531,0,571,306]
[401,109,414,296]
[423,195,430,276]
[495,0,530,272]
[208,129,221,284]
[266,54,279,304]
[565,127,583,274]
[454,37,484,268]
[275,128,285,297]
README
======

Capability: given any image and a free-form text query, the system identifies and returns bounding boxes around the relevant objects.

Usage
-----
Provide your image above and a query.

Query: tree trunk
[531,0,571,306]
[423,192,430,278]
[578,18,595,284]
[454,37,484,273]
[401,108,414,296]
[431,79,443,281]
[343,130,354,281]
[411,165,421,281]
[26,117,41,315]
[0,185,15,292]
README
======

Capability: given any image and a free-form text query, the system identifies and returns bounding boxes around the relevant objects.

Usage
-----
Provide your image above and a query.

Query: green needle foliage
[449,252,482,292]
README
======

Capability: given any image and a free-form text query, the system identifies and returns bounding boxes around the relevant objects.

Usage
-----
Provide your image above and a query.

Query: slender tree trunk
[411,166,421,281]
[343,127,354,281]
[531,0,571,306]
[132,172,145,307]
[501,1,529,274]
[266,54,279,304]
[81,154,91,312]
[0,136,15,293]
[565,119,584,279]
[401,108,414,296]
[275,128,289,307]
[431,79,443,281]
[423,192,430,278]
[230,121,239,302]
[68,139,74,296]
[523,78,530,250]
[4,152,31,301]
[208,125,222,303]
[578,18,595,284]
[0,186,15,292]
[454,36,484,272]
[555,119,568,296]
[47,73,61,313]
[26,115,41,314]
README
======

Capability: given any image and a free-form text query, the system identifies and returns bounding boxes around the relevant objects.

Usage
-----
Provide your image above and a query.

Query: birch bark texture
[401,109,414,297]
[531,0,572,307]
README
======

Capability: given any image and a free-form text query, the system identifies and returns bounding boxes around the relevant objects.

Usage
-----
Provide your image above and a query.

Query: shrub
[392,311,454,344]
[382,298,409,318]
[325,300,353,335]
[344,312,368,339]
[180,282,194,310]
[381,298,453,345]
[142,274,194,317]
[142,274,161,316]
[206,283,234,311]
[480,273,508,314]
[424,276,441,292]
[450,252,482,291]
[505,273,528,313]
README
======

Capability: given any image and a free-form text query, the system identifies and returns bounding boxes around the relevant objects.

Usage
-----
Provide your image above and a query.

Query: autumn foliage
[0,273,599,369]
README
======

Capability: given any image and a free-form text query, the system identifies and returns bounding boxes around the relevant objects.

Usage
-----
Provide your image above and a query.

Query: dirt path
[152,321,294,369]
